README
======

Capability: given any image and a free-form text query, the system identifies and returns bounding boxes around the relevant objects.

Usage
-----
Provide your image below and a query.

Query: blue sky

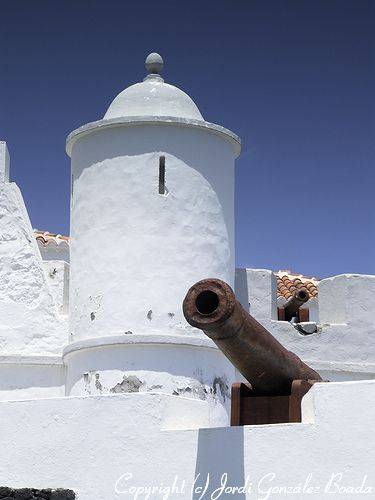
[1,0,374,278]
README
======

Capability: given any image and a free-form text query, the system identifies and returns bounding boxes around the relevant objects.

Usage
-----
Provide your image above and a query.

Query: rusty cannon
[283,288,309,322]
[183,278,322,425]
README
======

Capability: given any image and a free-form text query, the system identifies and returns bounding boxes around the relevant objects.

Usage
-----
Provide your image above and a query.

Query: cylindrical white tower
[64,53,241,426]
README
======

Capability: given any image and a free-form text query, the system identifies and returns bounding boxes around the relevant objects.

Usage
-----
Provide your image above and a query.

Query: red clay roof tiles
[34,230,70,247]
[276,270,318,300]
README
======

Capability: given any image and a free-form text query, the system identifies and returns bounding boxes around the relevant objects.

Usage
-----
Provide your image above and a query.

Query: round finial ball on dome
[145,52,164,75]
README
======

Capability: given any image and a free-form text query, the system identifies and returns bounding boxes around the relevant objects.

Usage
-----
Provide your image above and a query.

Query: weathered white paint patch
[44,261,69,315]
[63,334,235,427]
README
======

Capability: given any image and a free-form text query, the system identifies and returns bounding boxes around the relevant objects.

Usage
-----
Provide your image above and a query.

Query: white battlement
[237,268,375,381]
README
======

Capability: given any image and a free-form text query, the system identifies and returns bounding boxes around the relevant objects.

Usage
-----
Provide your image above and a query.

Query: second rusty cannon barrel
[183,278,321,396]
[283,288,309,321]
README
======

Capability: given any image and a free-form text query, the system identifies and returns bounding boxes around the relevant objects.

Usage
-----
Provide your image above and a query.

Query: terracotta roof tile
[276,270,319,299]
[34,230,70,247]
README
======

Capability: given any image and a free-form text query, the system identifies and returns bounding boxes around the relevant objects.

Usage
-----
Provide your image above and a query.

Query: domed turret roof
[67,52,241,158]
[104,53,204,121]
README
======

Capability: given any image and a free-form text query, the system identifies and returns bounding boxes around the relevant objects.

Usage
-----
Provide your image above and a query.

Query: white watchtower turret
[64,53,241,426]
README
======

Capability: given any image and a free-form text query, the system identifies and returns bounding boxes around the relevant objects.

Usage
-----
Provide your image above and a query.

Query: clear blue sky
[1,0,374,278]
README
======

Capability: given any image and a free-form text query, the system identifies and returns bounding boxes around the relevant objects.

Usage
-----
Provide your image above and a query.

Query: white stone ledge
[66,116,241,157]
[0,355,63,366]
[306,359,375,374]
[62,333,218,360]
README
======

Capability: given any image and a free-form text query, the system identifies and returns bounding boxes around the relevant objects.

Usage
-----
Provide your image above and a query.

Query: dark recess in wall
[0,488,75,499]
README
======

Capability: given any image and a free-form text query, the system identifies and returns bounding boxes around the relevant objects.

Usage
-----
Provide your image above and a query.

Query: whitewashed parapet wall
[0,142,67,401]
[0,379,373,498]
[237,268,375,381]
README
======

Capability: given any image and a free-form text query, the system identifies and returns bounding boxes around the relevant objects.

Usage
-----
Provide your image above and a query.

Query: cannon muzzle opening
[295,288,309,302]
[183,278,236,337]
[283,287,310,321]
[195,290,219,315]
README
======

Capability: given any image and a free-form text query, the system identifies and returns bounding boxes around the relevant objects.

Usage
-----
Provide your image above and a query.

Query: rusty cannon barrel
[283,288,309,321]
[183,278,321,396]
